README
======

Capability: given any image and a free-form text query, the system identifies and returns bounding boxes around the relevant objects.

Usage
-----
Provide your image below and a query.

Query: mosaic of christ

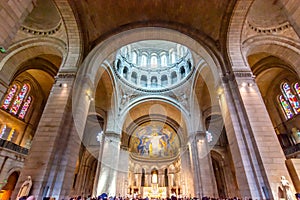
[129,122,180,158]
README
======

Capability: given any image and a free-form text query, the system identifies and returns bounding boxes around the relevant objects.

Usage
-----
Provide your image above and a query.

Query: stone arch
[0,38,65,86]
[210,150,227,198]
[73,27,223,138]
[243,35,300,76]
[119,97,190,134]
[53,0,82,70]
[1,171,20,200]
[227,0,254,71]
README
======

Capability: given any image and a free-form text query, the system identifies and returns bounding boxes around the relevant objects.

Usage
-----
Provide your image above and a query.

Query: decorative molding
[233,71,253,78]
[222,71,254,83]
[55,72,76,79]
[247,21,290,34]
[104,131,121,142]
[21,21,62,36]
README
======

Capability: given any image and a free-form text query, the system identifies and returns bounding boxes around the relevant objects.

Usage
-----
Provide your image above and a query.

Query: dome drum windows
[161,75,168,87]
[114,40,194,91]
[171,72,177,84]
[123,67,129,80]
[141,75,147,87]
[131,72,137,84]
[151,76,158,88]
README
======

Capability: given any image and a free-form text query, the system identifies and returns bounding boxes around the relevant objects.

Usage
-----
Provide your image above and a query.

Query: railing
[283,143,300,157]
[0,139,28,155]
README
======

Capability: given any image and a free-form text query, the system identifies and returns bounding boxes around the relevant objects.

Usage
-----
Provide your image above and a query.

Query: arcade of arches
[0,0,299,200]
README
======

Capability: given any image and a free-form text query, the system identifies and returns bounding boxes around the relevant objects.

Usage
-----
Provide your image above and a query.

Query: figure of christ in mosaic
[130,122,179,158]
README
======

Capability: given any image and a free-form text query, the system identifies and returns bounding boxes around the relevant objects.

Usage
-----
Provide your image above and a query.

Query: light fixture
[248,82,253,87]
[241,82,247,87]
[59,83,68,88]
[86,91,94,101]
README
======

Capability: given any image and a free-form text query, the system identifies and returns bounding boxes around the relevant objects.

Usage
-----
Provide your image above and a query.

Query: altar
[141,184,167,198]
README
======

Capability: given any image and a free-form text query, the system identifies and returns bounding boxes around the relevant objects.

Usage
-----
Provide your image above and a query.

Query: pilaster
[220,71,296,199]
[12,73,81,200]
[188,131,217,198]
[96,131,121,196]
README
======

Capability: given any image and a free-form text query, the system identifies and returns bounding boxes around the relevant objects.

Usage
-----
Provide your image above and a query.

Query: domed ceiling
[70,0,233,48]
[22,0,61,31]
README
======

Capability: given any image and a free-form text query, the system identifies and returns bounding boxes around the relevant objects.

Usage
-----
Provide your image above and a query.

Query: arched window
[171,71,177,84]
[161,75,168,87]
[279,95,294,119]
[161,54,167,66]
[123,67,129,79]
[281,82,300,114]
[171,51,176,64]
[141,54,147,67]
[2,84,18,109]
[151,55,158,68]
[116,59,121,72]
[141,75,147,87]
[151,76,158,87]
[131,72,137,84]
[294,83,300,97]
[18,96,32,119]
[10,84,29,115]
[180,46,185,57]
[1,83,32,119]
[132,51,137,65]
[180,66,185,79]
[123,47,128,58]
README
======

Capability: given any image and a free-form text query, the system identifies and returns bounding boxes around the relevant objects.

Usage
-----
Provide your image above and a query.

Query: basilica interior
[0,0,299,200]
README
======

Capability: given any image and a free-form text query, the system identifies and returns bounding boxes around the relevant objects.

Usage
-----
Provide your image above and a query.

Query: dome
[114,40,194,92]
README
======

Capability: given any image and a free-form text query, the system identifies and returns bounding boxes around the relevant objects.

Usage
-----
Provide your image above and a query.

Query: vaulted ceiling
[70,0,235,50]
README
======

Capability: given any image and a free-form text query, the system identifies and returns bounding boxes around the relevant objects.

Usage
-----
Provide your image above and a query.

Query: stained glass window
[18,96,32,119]
[10,84,29,115]
[279,95,293,119]
[294,83,300,98]
[2,84,17,109]
[282,82,300,114]
[206,131,213,143]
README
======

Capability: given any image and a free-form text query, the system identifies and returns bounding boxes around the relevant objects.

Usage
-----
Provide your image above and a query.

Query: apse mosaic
[129,122,180,159]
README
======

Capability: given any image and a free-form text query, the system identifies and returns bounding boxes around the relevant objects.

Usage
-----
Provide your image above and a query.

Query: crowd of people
[66,195,256,200]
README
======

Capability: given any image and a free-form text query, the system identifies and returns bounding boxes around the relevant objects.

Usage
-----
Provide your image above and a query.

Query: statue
[17,176,32,200]
[280,176,294,200]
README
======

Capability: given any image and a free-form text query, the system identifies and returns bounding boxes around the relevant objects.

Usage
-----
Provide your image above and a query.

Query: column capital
[55,72,77,79]
[188,131,206,141]
[222,71,255,83]
[104,131,121,144]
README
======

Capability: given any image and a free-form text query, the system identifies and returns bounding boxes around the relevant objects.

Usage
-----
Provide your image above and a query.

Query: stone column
[195,132,217,198]
[12,73,84,200]
[96,131,121,196]
[219,72,296,199]
[180,146,194,197]
[116,145,129,197]
[188,134,201,198]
